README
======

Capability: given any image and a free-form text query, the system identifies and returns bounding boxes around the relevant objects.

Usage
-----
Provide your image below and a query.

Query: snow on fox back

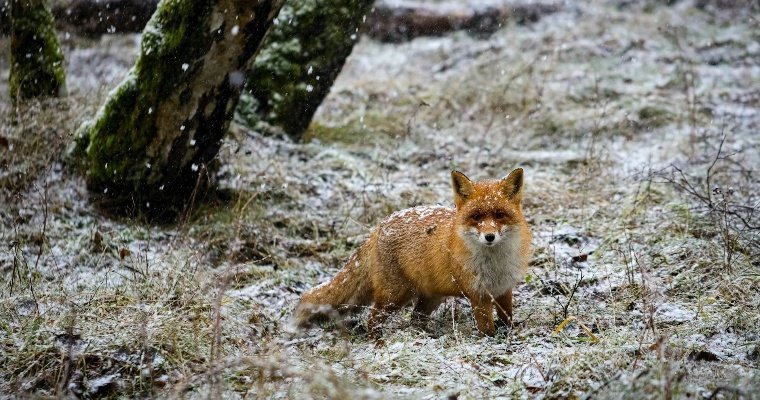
[377,205,453,237]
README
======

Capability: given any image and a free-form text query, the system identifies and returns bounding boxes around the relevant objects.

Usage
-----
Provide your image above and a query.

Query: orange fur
[294,169,532,336]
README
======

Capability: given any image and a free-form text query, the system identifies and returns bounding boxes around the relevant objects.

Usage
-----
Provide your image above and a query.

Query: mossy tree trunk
[75,0,284,218]
[9,0,66,102]
[1,2,9,35]
[236,0,375,141]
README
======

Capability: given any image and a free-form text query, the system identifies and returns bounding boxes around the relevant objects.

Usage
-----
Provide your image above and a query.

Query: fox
[294,168,532,337]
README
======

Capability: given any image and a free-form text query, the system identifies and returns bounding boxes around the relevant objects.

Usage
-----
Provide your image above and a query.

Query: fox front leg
[495,288,513,325]
[469,294,496,336]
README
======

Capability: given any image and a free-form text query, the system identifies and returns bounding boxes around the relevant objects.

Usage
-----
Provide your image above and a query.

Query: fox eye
[494,211,507,219]
[470,212,484,221]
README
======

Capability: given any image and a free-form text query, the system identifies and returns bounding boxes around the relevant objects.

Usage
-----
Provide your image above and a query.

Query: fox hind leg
[367,288,414,339]
[368,301,405,340]
[412,296,443,320]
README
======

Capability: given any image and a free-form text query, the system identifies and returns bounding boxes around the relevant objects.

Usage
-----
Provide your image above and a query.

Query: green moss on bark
[9,0,66,102]
[236,0,374,141]
[77,0,284,219]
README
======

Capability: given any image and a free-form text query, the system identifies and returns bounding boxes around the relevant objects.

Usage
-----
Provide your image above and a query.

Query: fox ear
[500,168,524,199]
[451,171,474,204]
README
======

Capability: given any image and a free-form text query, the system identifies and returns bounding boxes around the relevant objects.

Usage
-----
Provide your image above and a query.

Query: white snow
[655,302,696,324]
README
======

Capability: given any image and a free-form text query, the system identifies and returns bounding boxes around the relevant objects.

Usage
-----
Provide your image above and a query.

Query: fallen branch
[364,0,561,43]
[37,0,560,40]
[51,0,158,36]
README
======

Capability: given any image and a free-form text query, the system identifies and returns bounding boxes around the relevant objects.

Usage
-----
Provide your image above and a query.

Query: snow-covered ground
[1,0,758,398]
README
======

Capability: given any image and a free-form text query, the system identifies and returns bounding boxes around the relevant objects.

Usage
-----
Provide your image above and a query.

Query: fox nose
[484,233,495,242]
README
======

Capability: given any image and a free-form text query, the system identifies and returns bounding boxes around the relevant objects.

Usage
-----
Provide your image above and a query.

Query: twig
[55,308,77,397]
[707,386,746,400]
[583,370,623,400]
[179,162,209,233]
[210,274,233,397]
[404,101,429,139]
[704,131,727,206]
[29,176,50,314]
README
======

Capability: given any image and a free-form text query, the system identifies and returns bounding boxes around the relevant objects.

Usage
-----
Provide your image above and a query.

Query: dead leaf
[571,253,589,262]
[119,248,131,260]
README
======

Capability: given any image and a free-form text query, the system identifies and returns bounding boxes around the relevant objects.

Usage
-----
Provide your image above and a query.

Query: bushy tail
[294,242,373,326]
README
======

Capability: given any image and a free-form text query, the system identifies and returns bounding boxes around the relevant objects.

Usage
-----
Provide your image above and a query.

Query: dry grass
[2,0,759,398]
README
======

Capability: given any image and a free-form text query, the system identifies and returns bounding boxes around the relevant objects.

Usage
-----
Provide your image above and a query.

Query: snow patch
[655,302,695,324]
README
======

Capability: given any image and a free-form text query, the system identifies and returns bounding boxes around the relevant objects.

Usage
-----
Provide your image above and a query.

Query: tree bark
[9,0,67,102]
[235,0,375,141]
[74,0,284,218]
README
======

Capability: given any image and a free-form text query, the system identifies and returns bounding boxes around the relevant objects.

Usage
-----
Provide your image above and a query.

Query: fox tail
[293,241,373,326]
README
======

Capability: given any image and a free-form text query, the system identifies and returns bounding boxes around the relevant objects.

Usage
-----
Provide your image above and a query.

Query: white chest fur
[462,230,527,296]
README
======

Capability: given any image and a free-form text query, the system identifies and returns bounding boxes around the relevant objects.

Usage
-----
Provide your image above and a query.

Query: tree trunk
[74,0,284,218]
[1,2,9,34]
[9,0,67,102]
[235,0,375,141]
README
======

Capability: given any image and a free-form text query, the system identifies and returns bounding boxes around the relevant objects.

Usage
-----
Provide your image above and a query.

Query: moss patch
[303,122,362,144]
[9,0,66,102]
[638,104,673,128]
[237,0,375,141]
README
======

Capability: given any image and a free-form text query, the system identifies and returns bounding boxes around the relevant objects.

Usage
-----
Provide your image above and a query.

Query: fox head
[451,168,525,247]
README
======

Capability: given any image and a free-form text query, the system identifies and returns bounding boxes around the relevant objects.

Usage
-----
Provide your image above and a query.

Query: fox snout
[459,222,513,247]
[479,230,501,246]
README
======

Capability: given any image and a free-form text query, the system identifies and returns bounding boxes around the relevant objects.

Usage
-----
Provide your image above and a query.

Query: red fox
[294,168,532,337]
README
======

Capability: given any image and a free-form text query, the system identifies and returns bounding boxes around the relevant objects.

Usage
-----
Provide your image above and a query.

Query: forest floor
[1,0,759,398]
